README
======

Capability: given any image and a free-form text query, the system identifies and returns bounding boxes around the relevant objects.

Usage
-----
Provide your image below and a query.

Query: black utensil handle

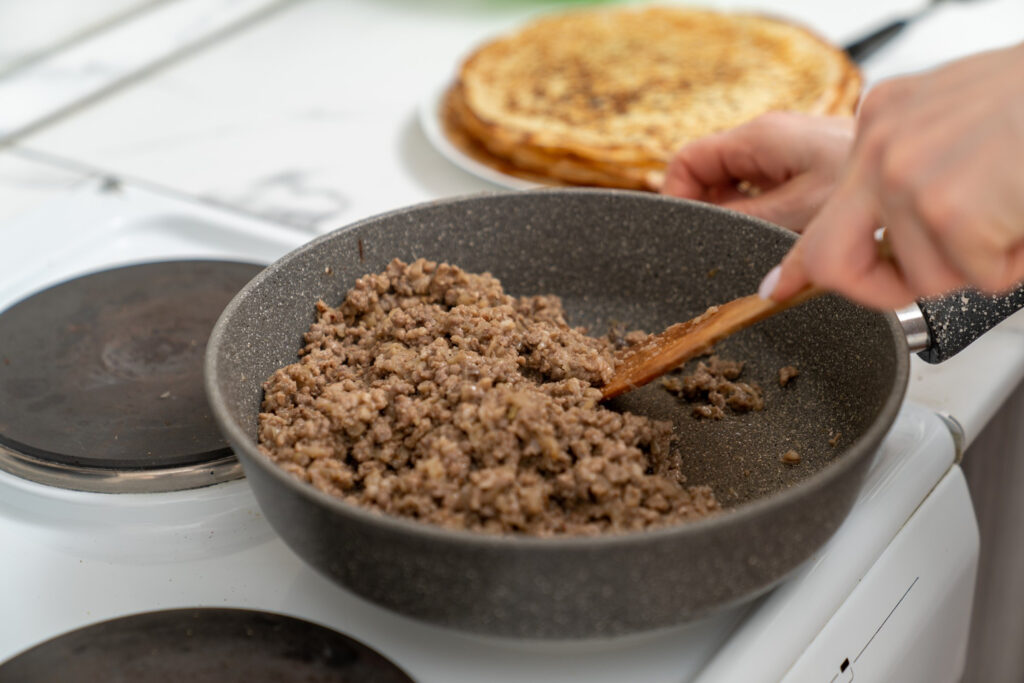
[844,19,910,63]
[916,285,1024,363]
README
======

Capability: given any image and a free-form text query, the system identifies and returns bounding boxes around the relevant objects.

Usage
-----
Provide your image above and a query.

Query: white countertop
[1,0,1022,447]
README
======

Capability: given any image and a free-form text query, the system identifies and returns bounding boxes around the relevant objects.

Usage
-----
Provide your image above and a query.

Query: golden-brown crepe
[443,6,861,189]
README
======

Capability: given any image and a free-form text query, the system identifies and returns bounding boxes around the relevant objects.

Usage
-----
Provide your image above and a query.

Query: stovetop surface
[0,183,962,682]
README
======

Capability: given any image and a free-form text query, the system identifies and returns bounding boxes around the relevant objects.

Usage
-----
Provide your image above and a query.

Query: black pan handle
[844,19,911,63]
[911,284,1024,363]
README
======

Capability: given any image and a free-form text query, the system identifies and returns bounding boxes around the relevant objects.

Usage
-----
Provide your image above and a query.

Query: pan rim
[206,188,911,549]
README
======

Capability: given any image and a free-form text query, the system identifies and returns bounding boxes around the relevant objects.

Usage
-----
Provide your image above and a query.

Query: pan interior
[211,190,904,514]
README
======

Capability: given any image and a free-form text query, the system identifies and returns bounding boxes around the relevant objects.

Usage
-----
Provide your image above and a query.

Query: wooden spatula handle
[601,284,823,400]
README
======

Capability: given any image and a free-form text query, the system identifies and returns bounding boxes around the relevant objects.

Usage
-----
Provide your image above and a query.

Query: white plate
[417,81,546,191]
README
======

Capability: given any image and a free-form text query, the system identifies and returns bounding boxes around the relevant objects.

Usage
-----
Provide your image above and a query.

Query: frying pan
[206,189,1019,638]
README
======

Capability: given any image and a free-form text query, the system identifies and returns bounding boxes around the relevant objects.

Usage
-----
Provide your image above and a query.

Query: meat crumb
[607,321,650,350]
[828,432,842,447]
[780,449,801,465]
[661,376,683,393]
[778,365,799,387]
[663,354,764,419]
[258,258,720,536]
[693,404,725,420]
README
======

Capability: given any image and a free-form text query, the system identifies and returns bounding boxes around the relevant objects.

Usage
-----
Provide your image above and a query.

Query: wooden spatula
[601,284,823,400]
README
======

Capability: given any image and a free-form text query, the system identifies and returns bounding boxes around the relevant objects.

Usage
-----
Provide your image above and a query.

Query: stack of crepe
[443,6,861,189]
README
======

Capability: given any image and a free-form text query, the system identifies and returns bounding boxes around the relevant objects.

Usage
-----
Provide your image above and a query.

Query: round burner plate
[0,608,413,683]
[0,261,263,490]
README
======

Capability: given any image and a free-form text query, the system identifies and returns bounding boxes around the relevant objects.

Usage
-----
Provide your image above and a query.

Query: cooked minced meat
[258,258,719,536]
[607,321,652,350]
[662,355,764,420]
[778,365,799,387]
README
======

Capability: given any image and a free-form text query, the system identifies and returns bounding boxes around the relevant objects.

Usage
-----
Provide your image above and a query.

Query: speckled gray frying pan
[205,189,1021,638]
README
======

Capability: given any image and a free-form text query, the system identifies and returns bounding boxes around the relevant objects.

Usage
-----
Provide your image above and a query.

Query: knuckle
[904,263,961,298]
[856,92,883,126]
[1008,253,1024,287]
[858,79,908,124]
[974,215,1023,253]
[854,123,893,167]
[664,150,685,175]
[973,268,1012,293]
[949,230,1012,292]
[915,182,963,240]
[879,146,919,197]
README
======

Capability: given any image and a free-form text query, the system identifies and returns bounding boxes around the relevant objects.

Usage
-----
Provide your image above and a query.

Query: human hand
[765,43,1024,309]
[659,111,853,232]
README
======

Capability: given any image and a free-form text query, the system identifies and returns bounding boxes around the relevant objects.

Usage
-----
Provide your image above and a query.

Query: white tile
[0,152,91,224]
[0,0,291,141]
[11,0,929,231]
[0,0,157,76]
[11,0,523,230]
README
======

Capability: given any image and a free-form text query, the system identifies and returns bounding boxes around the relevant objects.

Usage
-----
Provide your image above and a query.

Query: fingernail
[758,265,782,300]
[645,171,665,191]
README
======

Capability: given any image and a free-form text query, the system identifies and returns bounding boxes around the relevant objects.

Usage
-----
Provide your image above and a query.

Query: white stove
[0,181,979,682]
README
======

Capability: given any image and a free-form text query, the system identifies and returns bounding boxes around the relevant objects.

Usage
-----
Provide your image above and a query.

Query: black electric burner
[0,261,263,492]
[0,608,413,683]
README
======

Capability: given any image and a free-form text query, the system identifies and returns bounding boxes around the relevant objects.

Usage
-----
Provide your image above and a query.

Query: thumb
[758,239,810,302]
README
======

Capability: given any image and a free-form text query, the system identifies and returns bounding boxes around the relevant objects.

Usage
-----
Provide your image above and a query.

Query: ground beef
[780,449,801,465]
[662,355,764,420]
[778,365,799,387]
[258,258,719,536]
[606,321,651,350]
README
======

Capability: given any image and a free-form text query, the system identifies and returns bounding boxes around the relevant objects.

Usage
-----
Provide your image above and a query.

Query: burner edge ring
[0,443,243,493]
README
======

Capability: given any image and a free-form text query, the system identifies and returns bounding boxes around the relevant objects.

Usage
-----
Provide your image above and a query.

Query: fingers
[766,178,917,309]
[869,99,1024,294]
[910,135,1024,293]
[721,172,837,232]
[884,217,966,297]
[876,192,966,297]
[661,112,854,233]
[991,243,1024,295]
[761,44,1024,308]
[661,112,814,199]
[660,130,766,200]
